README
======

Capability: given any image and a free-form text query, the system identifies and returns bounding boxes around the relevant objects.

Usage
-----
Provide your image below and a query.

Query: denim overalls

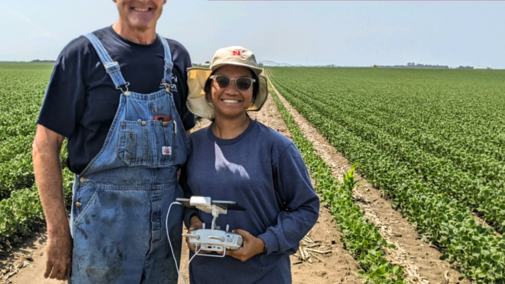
[69,33,188,283]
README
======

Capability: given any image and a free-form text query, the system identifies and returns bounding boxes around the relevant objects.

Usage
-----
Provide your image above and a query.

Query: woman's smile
[222,99,240,104]
[211,65,254,119]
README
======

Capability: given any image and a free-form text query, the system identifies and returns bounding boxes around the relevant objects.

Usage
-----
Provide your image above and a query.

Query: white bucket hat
[186,46,268,119]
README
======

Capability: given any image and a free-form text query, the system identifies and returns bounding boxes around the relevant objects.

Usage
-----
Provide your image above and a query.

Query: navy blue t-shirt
[37,26,195,174]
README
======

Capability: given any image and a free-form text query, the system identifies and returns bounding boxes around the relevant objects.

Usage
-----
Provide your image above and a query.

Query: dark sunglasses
[209,75,256,91]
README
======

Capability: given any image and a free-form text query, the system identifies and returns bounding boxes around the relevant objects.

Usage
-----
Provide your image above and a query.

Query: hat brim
[186,67,269,119]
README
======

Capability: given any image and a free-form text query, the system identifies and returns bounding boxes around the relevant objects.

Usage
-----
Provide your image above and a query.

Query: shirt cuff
[257,230,279,255]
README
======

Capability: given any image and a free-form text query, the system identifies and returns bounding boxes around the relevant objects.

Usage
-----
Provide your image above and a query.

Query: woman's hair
[204,67,259,104]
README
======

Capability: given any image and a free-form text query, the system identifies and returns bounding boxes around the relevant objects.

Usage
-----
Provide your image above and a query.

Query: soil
[0,78,469,284]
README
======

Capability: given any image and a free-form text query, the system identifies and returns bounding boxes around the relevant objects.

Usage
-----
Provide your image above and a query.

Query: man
[32,0,194,282]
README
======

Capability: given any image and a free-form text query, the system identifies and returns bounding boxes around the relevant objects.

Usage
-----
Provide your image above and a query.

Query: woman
[181,46,319,284]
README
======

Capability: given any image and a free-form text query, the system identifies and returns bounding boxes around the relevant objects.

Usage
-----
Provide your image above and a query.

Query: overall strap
[84,33,129,92]
[160,36,174,89]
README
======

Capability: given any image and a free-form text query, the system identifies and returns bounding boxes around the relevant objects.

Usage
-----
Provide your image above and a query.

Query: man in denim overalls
[32,1,194,283]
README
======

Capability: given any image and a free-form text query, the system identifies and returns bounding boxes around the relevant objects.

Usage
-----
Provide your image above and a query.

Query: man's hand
[45,230,73,280]
[219,229,265,262]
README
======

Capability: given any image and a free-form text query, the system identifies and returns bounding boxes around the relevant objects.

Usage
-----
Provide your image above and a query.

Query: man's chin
[130,23,152,32]
[124,18,156,32]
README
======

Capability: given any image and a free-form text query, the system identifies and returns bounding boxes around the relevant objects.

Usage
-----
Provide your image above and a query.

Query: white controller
[177,197,246,256]
[184,228,243,252]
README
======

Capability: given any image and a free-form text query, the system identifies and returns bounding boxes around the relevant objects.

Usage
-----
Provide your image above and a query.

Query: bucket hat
[187,46,268,119]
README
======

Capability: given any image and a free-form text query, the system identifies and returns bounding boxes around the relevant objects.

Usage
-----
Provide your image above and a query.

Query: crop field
[1,63,505,283]
[268,67,505,283]
[0,63,73,249]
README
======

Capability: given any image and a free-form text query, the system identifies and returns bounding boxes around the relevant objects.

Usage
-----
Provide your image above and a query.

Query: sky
[1,1,504,69]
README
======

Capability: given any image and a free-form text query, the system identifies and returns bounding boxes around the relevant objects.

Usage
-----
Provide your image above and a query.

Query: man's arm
[32,125,72,281]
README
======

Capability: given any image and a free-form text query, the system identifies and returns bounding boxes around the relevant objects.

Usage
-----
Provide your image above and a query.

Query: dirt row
[1,79,468,284]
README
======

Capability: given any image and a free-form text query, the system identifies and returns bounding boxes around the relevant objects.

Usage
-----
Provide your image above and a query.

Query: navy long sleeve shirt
[181,120,319,284]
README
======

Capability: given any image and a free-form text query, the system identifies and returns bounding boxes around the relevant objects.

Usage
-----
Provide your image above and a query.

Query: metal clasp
[117,82,131,96]
[160,80,171,93]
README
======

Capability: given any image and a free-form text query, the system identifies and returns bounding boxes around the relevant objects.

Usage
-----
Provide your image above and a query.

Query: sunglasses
[209,75,256,91]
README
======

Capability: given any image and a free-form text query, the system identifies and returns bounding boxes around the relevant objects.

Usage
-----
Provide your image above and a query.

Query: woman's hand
[188,214,203,232]
[219,229,265,262]
[186,215,211,254]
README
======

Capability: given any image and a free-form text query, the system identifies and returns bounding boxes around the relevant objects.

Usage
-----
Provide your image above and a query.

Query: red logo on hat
[232,50,241,56]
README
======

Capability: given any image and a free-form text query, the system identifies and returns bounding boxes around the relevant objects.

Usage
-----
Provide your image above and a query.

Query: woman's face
[210,65,254,120]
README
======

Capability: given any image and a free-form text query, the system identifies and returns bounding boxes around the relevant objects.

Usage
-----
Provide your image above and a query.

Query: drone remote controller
[185,226,243,252]
[177,197,246,255]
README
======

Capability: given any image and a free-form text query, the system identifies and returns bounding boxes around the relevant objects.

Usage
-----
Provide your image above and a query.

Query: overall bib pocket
[118,120,175,167]
[73,184,100,226]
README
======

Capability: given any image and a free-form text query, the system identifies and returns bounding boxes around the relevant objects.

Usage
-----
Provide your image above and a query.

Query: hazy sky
[1,1,504,68]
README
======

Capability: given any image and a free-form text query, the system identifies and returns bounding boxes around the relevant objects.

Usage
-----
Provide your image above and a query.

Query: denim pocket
[118,120,175,168]
[73,185,99,226]
[118,120,146,167]
[118,132,137,164]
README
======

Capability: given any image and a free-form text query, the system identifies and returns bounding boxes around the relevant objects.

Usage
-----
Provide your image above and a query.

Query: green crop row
[279,82,505,184]
[275,82,505,232]
[269,80,406,283]
[0,64,48,143]
[0,168,73,250]
[0,62,76,249]
[268,68,505,283]
[0,136,33,163]
[0,154,35,199]
[0,186,45,249]
[0,63,51,200]
[271,68,505,163]
[0,121,38,142]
